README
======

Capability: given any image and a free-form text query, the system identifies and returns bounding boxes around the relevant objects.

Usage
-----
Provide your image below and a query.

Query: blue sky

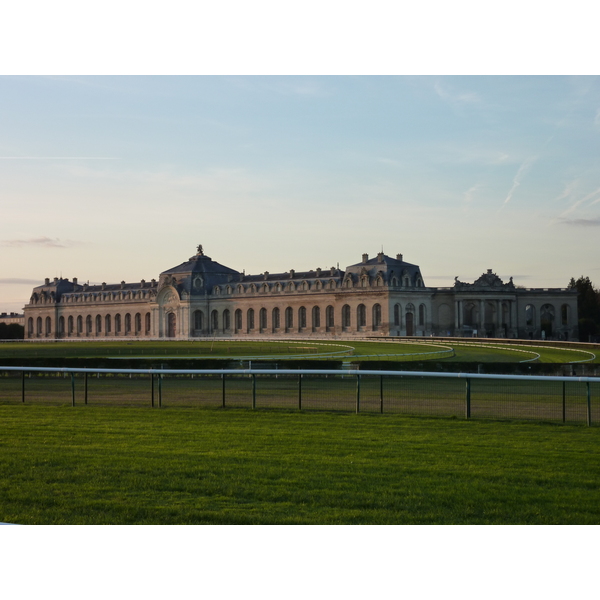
[1,75,600,312]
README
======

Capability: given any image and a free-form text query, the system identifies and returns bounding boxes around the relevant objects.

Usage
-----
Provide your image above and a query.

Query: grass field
[1,338,599,363]
[1,405,599,524]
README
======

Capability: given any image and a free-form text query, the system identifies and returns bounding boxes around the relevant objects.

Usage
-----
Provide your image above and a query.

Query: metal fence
[1,366,599,426]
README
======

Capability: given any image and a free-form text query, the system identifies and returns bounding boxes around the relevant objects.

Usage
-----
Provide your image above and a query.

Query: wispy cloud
[433,81,480,105]
[463,184,481,205]
[558,186,600,219]
[1,237,82,248]
[0,278,41,285]
[501,156,537,207]
[557,217,600,227]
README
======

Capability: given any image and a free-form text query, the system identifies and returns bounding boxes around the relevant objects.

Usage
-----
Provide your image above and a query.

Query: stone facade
[23,246,579,341]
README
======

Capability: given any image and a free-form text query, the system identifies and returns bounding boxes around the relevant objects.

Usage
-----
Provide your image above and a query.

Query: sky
[1,75,600,313]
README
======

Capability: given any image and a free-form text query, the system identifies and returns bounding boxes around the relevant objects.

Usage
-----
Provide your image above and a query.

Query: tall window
[45,316,52,335]
[194,310,204,331]
[247,308,255,331]
[312,306,320,329]
[272,307,280,330]
[135,313,141,334]
[394,304,401,327]
[68,316,74,335]
[58,316,65,336]
[96,315,102,334]
[77,315,83,334]
[342,304,351,329]
[86,315,92,335]
[525,304,535,327]
[235,309,242,332]
[299,306,307,329]
[357,304,366,328]
[125,313,131,334]
[36,317,42,335]
[259,308,267,331]
[211,310,218,332]
[326,305,334,329]
[285,307,293,330]
[145,313,151,334]
[418,304,425,327]
[105,314,111,334]
[223,309,231,331]
[372,304,381,329]
[115,314,121,334]
[561,304,569,326]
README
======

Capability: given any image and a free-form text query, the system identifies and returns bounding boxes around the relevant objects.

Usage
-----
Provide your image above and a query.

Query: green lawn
[1,338,599,363]
[1,405,598,524]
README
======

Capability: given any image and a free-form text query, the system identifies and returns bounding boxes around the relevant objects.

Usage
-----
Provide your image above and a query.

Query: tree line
[568,276,600,342]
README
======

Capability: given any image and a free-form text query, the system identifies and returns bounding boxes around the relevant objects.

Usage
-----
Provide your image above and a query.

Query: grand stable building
[24,246,578,341]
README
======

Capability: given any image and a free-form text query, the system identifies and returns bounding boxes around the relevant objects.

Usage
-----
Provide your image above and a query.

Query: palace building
[23,245,578,341]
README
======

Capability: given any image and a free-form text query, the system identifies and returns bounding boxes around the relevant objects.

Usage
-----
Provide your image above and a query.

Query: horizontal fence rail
[1,366,599,426]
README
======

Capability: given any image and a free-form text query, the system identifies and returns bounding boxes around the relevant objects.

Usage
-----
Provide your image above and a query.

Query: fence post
[562,380,566,423]
[252,373,256,409]
[151,373,154,408]
[222,373,226,408]
[71,373,75,407]
[465,378,471,419]
[356,374,360,414]
[298,374,302,411]
[587,381,591,427]
[158,374,162,408]
[380,375,384,414]
[21,371,25,403]
[84,372,88,405]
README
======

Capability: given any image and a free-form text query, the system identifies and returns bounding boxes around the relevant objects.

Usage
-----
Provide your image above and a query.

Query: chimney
[102,282,106,290]
[289,269,295,278]
[45,278,50,285]
[377,252,384,263]
[120,281,126,289]
[396,254,403,262]
[141,279,145,288]
[53,277,58,284]
[73,277,78,286]
[362,253,369,264]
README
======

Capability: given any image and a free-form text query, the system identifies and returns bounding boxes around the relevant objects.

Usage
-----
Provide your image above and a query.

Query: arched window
[360,276,368,288]
[372,304,381,330]
[86,315,92,335]
[58,316,65,336]
[223,309,231,331]
[115,314,121,334]
[250,284,256,294]
[27,317,33,336]
[272,307,280,330]
[259,308,267,331]
[194,310,204,331]
[214,286,221,296]
[105,314,111,334]
[145,313,151,334]
[237,284,244,294]
[326,305,334,330]
[357,304,366,328]
[77,315,83,335]
[45,316,52,335]
[342,304,351,329]
[68,316,74,335]
[247,308,255,332]
[285,307,293,330]
[235,309,242,332]
[394,304,401,327]
[36,317,42,335]
[312,306,320,330]
[135,313,141,334]
[125,313,131,334]
[96,315,102,334]
[262,283,269,293]
[211,310,218,332]
[298,306,307,329]
[418,304,426,327]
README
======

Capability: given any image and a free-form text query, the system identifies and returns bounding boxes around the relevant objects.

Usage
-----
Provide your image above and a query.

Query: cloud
[558,186,600,219]
[463,184,481,205]
[0,237,82,248]
[501,156,537,207]
[558,217,600,227]
[0,278,41,284]
[433,81,480,104]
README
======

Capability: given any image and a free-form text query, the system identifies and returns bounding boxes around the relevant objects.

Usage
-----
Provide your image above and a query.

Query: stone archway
[167,312,176,338]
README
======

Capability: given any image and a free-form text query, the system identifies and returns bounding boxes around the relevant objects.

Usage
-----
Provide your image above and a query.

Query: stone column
[510,300,517,334]
[455,300,460,329]
[479,299,485,332]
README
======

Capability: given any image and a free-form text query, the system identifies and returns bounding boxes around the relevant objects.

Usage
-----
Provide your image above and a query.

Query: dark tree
[568,276,600,342]
[0,323,24,339]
